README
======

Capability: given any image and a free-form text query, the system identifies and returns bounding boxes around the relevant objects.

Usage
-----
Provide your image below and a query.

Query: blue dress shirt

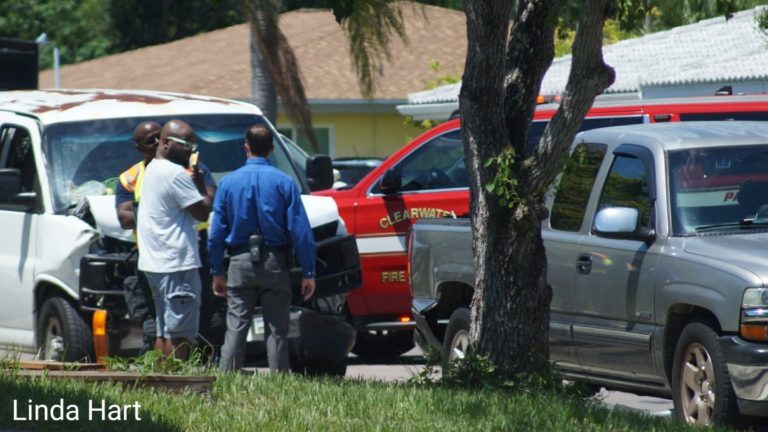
[208,157,316,278]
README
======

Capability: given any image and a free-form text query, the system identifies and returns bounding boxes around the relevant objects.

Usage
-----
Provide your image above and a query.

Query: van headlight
[740,287,768,342]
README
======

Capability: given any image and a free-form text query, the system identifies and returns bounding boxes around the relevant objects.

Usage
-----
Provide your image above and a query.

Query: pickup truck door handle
[576,254,592,275]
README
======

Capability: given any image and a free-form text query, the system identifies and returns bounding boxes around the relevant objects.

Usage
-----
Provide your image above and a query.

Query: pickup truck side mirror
[0,168,22,202]
[593,207,656,243]
[379,168,401,194]
[306,155,334,191]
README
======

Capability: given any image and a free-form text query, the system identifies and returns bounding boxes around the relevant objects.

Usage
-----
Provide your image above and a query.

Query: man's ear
[243,142,252,157]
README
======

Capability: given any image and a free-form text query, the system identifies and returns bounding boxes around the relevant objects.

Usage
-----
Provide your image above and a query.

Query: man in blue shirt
[209,123,316,372]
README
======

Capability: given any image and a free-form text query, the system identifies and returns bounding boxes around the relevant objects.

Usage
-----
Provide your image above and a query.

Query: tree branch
[504,0,557,159]
[523,0,615,195]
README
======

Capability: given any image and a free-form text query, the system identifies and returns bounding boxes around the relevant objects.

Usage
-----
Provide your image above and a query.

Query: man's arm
[114,181,135,230]
[208,185,230,297]
[117,201,136,230]
[285,182,316,300]
[186,195,213,222]
[186,164,214,222]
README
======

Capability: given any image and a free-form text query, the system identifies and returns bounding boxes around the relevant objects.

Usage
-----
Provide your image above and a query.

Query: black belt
[226,244,289,256]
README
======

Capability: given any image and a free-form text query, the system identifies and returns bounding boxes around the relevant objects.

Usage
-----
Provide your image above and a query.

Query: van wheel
[671,321,740,427]
[442,308,471,365]
[352,329,414,359]
[290,354,348,377]
[37,297,93,362]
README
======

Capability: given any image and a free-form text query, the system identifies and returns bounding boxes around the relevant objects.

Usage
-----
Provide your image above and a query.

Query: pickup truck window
[669,145,768,235]
[598,155,652,228]
[550,143,607,231]
[371,129,465,193]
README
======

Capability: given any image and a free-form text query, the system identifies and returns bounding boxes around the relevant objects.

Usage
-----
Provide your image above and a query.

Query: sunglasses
[143,135,160,146]
[166,136,198,152]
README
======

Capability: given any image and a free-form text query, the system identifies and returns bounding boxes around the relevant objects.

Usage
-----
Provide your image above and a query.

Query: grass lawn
[0,369,729,432]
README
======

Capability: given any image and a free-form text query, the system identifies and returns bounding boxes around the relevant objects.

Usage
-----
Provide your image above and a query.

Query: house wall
[277,112,422,158]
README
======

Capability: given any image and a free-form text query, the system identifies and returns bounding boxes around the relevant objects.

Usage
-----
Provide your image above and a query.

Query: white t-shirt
[137,159,203,273]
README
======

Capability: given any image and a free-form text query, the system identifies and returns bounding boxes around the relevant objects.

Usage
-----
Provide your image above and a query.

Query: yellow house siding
[277,112,422,158]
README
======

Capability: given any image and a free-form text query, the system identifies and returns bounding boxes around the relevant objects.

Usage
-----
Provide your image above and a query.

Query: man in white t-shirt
[137,119,214,360]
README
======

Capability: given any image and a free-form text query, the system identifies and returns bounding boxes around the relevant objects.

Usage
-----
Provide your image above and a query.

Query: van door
[571,145,661,383]
[0,119,43,345]
[354,129,470,316]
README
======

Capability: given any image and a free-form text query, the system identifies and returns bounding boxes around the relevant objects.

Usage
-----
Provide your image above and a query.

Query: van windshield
[42,114,306,213]
[669,145,768,235]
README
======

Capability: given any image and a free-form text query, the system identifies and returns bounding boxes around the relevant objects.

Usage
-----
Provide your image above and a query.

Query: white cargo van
[0,89,361,372]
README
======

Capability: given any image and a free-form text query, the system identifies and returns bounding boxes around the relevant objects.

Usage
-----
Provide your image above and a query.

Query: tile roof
[38,4,466,100]
[542,5,768,94]
[407,6,768,105]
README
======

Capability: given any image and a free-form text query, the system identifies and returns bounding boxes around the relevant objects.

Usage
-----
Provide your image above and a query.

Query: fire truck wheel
[352,329,414,359]
[36,297,93,362]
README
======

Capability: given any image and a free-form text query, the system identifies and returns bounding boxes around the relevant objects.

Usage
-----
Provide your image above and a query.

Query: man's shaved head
[161,119,195,142]
[133,121,161,161]
[158,119,197,167]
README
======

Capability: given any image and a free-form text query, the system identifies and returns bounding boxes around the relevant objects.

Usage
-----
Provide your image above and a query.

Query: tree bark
[462,0,615,378]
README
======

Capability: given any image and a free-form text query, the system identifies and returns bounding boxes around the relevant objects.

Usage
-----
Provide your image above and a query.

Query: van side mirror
[306,155,334,191]
[593,207,655,243]
[0,168,22,202]
[379,168,401,194]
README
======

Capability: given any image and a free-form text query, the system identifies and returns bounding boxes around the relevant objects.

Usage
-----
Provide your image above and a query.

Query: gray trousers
[219,249,291,372]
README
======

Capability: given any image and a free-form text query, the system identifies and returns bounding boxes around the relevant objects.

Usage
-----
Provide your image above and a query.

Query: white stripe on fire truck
[356,235,407,254]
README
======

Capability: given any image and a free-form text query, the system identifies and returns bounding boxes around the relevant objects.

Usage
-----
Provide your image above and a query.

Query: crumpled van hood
[87,194,342,242]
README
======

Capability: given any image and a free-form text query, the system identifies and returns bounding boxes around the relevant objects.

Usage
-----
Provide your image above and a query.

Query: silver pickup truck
[410,121,768,426]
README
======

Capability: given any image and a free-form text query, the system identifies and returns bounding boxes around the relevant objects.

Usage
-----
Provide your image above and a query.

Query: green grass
[0,369,729,432]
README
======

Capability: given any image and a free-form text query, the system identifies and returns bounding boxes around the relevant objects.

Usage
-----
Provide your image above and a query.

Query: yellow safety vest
[121,160,209,232]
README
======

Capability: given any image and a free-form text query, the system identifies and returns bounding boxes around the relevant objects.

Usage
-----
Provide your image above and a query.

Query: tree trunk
[250,16,278,123]
[462,0,615,379]
[245,0,319,150]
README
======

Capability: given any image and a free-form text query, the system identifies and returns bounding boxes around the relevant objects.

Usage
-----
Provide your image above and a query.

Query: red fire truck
[318,94,768,358]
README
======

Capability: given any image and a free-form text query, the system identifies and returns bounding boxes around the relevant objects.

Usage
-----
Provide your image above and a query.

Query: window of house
[277,126,333,156]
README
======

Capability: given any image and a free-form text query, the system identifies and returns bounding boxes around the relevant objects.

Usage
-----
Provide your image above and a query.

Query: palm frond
[338,0,410,98]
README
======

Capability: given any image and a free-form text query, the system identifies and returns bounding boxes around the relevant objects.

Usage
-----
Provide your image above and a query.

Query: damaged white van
[0,90,360,372]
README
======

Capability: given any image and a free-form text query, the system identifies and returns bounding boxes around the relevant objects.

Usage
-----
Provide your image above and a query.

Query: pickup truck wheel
[442,308,471,365]
[37,297,93,362]
[671,321,740,427]
[352,330,414,359]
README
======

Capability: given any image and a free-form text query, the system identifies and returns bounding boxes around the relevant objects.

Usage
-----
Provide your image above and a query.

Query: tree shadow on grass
[0,372,181,432]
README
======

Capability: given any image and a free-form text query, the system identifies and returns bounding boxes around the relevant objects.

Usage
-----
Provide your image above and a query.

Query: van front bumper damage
[720,335,768,417]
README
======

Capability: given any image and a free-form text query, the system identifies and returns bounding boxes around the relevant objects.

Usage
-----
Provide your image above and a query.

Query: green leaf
[485,183,496,193]
[484,158,494,168]
[499,198,508,207]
